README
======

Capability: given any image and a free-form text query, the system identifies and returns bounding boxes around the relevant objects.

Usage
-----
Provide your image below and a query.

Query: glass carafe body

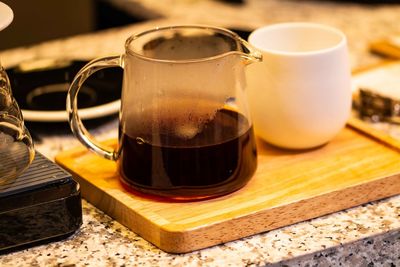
[68,25,262,200]
[0,65,35,185]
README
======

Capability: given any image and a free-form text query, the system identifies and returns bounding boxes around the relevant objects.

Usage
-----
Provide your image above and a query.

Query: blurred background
[2,0,400,54]
[0,0,145,50]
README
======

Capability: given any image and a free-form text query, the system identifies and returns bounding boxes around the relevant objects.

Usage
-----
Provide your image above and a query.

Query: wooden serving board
[55,126,400,253]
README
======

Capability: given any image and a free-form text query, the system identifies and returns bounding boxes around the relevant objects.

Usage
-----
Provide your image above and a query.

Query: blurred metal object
[358,88,400,124]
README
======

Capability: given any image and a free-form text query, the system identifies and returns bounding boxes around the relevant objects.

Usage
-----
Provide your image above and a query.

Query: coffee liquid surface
[119,109,257,199]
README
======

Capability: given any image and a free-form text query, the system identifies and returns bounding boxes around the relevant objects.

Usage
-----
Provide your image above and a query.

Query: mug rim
[124,24,245,63]
[248,22,347,56]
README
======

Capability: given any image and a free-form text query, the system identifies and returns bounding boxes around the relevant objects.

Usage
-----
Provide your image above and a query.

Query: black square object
[0,152,82,254]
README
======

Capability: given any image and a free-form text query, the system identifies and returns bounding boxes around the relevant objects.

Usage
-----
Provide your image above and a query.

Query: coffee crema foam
[120,97,243,142]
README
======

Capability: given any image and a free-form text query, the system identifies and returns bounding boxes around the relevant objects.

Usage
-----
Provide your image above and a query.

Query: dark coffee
[118,109,257,200]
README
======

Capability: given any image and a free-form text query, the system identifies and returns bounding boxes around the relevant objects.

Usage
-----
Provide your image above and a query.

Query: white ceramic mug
[247,22,352,149]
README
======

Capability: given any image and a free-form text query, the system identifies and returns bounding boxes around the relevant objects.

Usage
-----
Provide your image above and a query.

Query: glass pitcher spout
[208,28,262,65]
[236,38,263,64]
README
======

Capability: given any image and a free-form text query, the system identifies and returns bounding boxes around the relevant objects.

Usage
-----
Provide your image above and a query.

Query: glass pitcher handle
[67,56,123,161]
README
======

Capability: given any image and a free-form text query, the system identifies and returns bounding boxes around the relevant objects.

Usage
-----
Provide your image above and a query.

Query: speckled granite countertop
[1,1,400,266]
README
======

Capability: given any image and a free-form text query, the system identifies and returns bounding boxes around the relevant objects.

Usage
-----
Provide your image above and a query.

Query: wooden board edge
[347,117,400,152]
[352,59,399,75]
[369,40,400,59]
[155,173,400,253]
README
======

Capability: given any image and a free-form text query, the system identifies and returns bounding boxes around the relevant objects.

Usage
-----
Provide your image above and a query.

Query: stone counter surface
[0,1,400,266]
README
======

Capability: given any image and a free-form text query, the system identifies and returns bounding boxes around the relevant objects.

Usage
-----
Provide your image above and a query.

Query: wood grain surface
[55,126,400,253]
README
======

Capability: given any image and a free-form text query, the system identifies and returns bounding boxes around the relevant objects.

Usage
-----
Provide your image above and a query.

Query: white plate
[7,59,122,122]
[22,100,120,122]
[0,2,13,31]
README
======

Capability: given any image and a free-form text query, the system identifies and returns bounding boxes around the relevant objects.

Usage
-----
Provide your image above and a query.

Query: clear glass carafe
[0,65,35,185]
[0,2,34,185]
[68,25,262,200]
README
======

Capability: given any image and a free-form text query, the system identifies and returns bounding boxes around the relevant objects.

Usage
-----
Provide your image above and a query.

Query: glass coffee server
[0,2,35,185]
